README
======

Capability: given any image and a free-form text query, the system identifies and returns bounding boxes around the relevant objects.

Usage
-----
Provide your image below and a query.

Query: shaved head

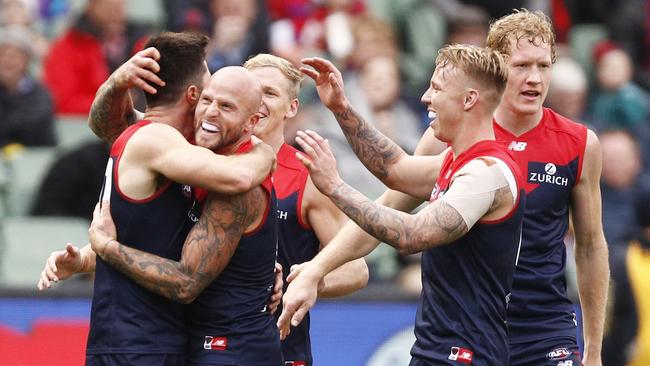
[210,66,263,115]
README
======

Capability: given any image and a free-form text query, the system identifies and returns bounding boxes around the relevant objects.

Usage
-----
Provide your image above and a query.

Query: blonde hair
[244,53,303,99]
[436,44,509,100]
[486,9,556,63]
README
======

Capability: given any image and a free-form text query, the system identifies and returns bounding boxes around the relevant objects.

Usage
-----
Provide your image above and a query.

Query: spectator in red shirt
[42,0,149,115]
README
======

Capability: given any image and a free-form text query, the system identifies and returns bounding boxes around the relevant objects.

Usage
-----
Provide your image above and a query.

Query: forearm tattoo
[334,107,403,180]
[88,81,135,143]
[102,188,264,302]
[328,182,468,254]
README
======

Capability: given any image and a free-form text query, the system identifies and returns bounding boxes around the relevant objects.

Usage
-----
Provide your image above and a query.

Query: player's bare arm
[570,129,609,366]
[301,57,443,199]
[301,176,368,298]
[89,188,264,304]
[88,47,163,142]
[125,123,275,195]
[295,130,472,254]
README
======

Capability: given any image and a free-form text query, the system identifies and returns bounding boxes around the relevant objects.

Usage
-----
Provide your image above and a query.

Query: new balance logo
[508,141,527,151]
[448,346,473,364]
[203,336,227,351]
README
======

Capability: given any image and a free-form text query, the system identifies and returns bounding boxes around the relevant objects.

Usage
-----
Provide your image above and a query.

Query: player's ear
[286,98,299,119]
[186,85,200,105]
[463,89,479,111]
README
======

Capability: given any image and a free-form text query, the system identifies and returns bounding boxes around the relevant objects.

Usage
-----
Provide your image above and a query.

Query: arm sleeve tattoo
[88,81,136,143]
[334,106,405,180]
[328,181,468,254]
[100,188,265,303]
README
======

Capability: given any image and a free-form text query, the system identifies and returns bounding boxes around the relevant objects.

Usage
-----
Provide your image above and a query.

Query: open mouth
[428,110,437,123]
[201,121,219,133]
[521,90,541,99]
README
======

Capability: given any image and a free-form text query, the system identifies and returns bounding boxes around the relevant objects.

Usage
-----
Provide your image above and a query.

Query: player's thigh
[86,353,185,366]
[510,338,582,366]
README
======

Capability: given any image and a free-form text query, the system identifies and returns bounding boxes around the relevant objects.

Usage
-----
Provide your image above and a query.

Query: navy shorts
[510,337,582,366]
[86,353,185,366]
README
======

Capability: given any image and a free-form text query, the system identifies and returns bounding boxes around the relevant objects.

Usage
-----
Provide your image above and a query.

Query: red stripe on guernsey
[237,139,274,235]
[274,144,312,230]
[111,120,173,203]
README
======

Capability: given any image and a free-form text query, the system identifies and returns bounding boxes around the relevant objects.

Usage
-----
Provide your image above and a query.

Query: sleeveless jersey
[410,140,525,366]
[273,143,321,366]
[87,120,200,355]
[494,108,588,344]
[186,152,282,365]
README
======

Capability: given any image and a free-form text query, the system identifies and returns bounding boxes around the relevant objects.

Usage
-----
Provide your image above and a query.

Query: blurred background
[0,0,649,365]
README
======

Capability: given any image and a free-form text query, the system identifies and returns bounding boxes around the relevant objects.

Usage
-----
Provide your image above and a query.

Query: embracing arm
[571,130,609,365]
[88,47,164,143]
[134,124,275,194]
[91,190,260,303]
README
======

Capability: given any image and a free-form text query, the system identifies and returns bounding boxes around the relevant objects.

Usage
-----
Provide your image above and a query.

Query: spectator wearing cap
[42,0,149,115]
[0,25,56,149]
[603,187,650,366]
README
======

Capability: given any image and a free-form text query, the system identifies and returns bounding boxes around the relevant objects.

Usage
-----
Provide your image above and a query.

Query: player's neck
[451,114,494,158]
[494,105,543,137]
[144,106,193,139]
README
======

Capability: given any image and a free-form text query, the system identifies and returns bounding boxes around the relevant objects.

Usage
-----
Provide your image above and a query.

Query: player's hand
[110,47,165,94]
[37,243,83,290]
[277,264,322,340]
[268,262,284,314]
[288,262,325,293]
[89,201,117,257]
[295,130,342,196]
[301,57,349,114]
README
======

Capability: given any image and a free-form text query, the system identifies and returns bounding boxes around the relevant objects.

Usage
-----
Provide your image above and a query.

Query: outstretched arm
[88,47,165,143]
[571,130,609,366]
[301,57,442,199]
[89,188,263,304]
[300,176,368,298]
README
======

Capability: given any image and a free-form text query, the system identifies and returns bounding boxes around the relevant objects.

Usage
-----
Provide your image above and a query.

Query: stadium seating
[55,116,100,152]
[4,148,57,216]
[0,217,90,288]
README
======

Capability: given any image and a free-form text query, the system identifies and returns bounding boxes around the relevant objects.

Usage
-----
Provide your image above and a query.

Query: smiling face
[193,67,262,153]
[249,66,298,140]
[421,64,466,143]
[502,38,552,117]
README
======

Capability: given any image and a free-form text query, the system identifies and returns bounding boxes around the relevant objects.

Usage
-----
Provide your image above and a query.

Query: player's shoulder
[542,108,587,139]
[276,143,308,172]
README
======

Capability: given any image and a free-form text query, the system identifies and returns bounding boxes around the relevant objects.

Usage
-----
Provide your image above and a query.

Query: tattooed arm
[89,189,264,303]
[88,47,165,143]
[301,57,443,198]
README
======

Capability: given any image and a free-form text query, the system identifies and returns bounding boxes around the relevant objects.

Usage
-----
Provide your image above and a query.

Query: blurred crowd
[1,0,650,363]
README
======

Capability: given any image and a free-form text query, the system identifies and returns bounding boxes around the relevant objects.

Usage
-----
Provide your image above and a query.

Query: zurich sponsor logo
[529,162,569,186]
[546,347,571,361]
[545,163,557,175]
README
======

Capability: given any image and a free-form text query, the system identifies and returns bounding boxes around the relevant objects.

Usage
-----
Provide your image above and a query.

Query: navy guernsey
[411,140,525,366]
[87,120,200,356]
[494,108,588,345]
[186,142,282,365]
[274,143,321,366]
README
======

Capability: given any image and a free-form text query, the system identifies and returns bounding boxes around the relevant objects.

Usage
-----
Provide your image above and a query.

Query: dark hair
[143,32,209,108]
